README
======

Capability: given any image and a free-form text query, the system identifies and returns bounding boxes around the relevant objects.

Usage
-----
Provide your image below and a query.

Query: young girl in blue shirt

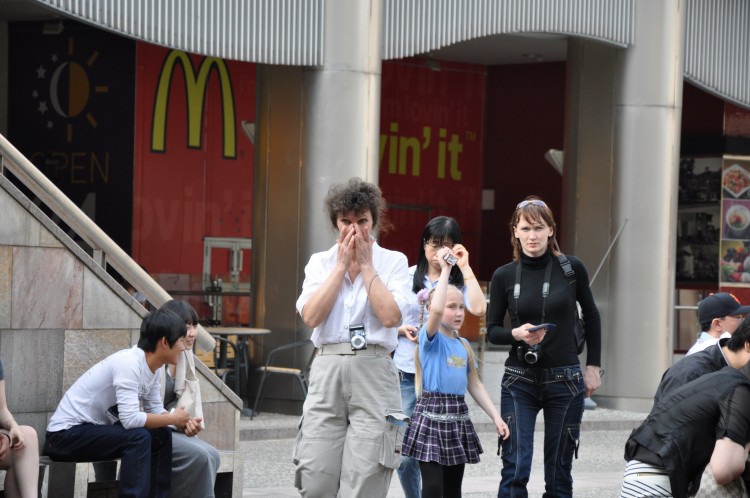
[402,246,509,498]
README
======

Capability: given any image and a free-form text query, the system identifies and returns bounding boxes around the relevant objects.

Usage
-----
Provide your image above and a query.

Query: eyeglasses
[425,240,454,250]
[516,199,547,209]
[725,314,746,321]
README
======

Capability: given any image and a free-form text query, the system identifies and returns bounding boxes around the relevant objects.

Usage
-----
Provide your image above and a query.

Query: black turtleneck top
[487,250,601,368]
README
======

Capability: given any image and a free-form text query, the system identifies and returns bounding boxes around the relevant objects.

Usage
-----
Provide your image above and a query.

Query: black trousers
[44,423,172,498]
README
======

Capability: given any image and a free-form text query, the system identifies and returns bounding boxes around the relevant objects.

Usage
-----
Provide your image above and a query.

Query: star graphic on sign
[36,65,46,79]
[38,101,48,115]
[32,90,38,99]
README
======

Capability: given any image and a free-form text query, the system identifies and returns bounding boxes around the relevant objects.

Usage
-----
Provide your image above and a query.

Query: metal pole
[590,218,629,286]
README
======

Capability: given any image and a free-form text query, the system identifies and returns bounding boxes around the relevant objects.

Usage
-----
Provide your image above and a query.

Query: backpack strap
[559,254,586,353]
[557,254,576,285]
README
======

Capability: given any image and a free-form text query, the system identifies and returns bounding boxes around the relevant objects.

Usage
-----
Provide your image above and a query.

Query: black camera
[350,324,367,351]
[517,344,541,364]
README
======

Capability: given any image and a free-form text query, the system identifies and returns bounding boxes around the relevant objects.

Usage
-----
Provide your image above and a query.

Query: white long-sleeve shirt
[686,331,731,355]
[47,346,164,431]
[296,241,411,352]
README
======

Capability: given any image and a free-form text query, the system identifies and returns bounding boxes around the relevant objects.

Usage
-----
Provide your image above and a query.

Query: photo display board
[676,157,721,285]
[720,156,750,286]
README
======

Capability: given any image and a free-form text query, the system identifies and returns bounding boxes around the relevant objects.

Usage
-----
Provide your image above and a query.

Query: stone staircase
[0,172,245,495]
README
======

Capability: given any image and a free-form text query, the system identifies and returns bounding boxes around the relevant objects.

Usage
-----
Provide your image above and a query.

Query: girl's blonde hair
[414,285,479,397]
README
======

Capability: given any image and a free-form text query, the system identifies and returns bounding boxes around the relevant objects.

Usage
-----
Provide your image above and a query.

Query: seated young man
[43,309,196,498]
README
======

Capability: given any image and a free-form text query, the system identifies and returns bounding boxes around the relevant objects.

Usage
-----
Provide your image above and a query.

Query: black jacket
[625,367,750,498]
[653,339,728,403]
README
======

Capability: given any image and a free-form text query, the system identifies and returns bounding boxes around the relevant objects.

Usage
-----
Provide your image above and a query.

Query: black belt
[504,364,582,383]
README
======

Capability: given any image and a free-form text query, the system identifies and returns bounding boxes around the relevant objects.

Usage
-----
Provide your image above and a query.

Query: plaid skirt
[401,391,483,465]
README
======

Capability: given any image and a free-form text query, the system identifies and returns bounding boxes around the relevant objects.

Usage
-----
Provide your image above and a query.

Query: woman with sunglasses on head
[487,196,602,498]
[393,216,487,498]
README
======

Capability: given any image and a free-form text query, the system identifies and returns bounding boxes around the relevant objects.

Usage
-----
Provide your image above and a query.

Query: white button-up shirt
[296,242,411,352]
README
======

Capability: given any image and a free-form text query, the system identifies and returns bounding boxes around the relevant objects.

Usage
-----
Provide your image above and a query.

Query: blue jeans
[44,423,172,498]
[397,371,421,498]
[498,365,584,498]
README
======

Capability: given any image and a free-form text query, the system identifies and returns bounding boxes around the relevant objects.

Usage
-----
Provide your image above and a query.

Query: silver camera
[443,252,458,266]
[349,324,367,350]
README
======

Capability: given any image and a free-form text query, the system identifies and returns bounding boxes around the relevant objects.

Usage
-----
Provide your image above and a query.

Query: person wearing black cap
[655,318,750,402]
[687,292,750,355]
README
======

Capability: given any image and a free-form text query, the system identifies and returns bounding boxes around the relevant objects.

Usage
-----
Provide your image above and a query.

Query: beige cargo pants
[293,344,403,498]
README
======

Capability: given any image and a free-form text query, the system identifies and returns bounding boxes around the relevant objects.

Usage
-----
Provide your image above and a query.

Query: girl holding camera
[402,245,509,498]
[393,216,488,498]
[294,178,412,498]
[487,196,601,498]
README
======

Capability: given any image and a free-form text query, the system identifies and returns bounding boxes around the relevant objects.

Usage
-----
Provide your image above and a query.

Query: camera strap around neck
[513,257,553,327]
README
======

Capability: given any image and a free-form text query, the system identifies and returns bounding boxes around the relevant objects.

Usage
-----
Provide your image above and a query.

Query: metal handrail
[0,133,215,352]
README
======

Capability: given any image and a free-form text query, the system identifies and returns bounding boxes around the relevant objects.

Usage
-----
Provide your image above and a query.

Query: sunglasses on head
[516,199,547,209]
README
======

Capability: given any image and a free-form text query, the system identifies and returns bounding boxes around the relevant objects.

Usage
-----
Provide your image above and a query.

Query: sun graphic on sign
[32,36,108,143]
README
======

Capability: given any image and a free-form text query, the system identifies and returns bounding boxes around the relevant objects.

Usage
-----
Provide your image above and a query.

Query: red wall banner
[133,44,256,278]
[378,59,486,266]
[133,44,255,324]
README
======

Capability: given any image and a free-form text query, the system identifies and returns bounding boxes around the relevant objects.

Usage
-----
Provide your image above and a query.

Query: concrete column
[608,0,685,411]
[251,0,384,413]
[565,0,685,411]
[563,38,618,396]
[302,0,384,256]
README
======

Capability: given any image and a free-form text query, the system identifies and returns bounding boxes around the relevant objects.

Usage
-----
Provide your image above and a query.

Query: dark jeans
[498,365,584,498]
[397,371,421,498]
[44,423,172,498]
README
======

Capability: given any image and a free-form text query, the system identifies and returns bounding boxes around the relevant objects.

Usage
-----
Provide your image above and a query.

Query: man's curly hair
[324,177,391,233]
